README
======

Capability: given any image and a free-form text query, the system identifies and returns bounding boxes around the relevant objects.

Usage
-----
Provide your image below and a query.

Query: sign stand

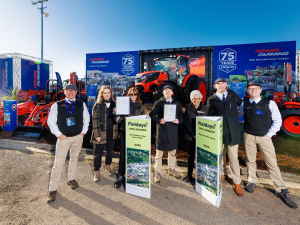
[125,115,151,198]
[195,116,223,208]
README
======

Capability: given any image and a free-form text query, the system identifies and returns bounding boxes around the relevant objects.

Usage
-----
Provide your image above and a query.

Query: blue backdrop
[21,59,49,90]
[86,51,139,96]
[0,58,13,98]
[214,41,296,93]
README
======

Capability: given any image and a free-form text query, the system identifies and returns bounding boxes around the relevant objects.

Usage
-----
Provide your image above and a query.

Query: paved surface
[0,148,300,225]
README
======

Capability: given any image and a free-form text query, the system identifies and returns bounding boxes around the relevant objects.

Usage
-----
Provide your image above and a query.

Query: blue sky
[1,0,300,80]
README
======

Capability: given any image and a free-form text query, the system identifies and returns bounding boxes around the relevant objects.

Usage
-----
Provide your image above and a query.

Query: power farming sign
[0,58,13,98]
[21,59,49,90]
[214,41,296,94]
[126,115,151,198]
[196,116,223,208]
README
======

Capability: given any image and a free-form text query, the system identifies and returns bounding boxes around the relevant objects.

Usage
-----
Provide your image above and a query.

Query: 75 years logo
[219,48,237,73]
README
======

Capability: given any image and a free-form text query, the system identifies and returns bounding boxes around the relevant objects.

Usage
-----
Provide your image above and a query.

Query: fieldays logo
[2,61,9,90]
[34,64,41,89]
[89,58,109,64]
[128,121,148,128]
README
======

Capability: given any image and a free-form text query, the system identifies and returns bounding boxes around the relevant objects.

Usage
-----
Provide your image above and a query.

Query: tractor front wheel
[280,108,300,137]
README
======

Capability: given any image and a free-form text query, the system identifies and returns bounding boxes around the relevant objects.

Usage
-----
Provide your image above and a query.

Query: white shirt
[47,98,90,137]
[215,91,228,101]
[249,97,282,137]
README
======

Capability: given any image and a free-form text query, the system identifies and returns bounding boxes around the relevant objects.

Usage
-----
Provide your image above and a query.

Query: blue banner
[4,100,17,131]
[0,58,13,98]
[21,59,49,90]
[86,84,98,115]
[214,41,296,93]
[230,82,245,122]
[86,51,139,96]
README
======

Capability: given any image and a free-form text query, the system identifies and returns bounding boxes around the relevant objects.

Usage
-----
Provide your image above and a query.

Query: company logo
[189,58,200,68]
[219,48,237,73]
[122,54,135,75]
[33,64,41,89]
[90,58,109,64]
[255,48,289,56]
[198,121,216,130]
[2,61,9,90]
[128,121,148,128]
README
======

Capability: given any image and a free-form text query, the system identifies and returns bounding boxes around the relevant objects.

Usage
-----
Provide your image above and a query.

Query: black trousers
[94,140,115,171]
[118,130,126,177]
[187,139,196,177]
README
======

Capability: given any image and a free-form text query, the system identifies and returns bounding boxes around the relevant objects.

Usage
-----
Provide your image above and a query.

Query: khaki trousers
[49,134,84,192]
[222,144,241,184]
[155,149,176,174]
[244,132,286,192]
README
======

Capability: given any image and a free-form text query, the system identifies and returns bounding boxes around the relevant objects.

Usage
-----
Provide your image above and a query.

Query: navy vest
[57,100,84,137]
[244,99,272,136]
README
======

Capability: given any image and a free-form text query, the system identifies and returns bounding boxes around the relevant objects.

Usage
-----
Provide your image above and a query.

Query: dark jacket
[149,97,184,151]
[184,102,208,141]
[91,100,118,144]
[117,103,145,131]
[207,89,243,146]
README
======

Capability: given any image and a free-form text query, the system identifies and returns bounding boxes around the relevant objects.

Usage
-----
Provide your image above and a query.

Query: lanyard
[64,99,76,117]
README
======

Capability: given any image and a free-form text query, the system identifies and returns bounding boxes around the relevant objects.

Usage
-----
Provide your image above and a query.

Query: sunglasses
[129,93,137,96]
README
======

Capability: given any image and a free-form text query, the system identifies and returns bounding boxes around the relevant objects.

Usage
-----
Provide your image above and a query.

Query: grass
[272,134,300,175]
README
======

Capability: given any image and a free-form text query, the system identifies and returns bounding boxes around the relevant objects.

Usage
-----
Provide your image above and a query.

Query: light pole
[31,0,49,61]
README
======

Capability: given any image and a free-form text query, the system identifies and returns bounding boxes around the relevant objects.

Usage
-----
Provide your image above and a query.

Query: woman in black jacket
[183,90,208,185]
[114,87,145,189]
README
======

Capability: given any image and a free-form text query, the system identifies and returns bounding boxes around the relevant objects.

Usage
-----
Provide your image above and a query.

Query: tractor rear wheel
[280,108,300,137]
[190,78,207,104]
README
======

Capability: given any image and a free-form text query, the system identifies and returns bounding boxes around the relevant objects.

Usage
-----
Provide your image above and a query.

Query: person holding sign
[150,85,184,183]
[183,90,208,185]
[47,84,90,203]
[207,78,244,197]
[114,87,145,189]
[91,86,118,182]
[244,82,298,208]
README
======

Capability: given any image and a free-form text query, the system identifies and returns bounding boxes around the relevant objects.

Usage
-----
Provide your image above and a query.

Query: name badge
[256,110,263,115]
[66,117,75,126]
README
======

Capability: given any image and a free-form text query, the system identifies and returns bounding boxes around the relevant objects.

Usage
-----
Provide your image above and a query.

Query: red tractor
[273,91,300,137]
[123,55,207,104]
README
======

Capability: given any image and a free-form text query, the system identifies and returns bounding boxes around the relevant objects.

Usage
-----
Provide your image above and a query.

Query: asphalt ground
[0,148,299,225]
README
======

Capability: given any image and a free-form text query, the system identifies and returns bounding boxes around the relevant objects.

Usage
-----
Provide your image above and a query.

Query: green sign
[196,116,223,208]
[126,116,151,199]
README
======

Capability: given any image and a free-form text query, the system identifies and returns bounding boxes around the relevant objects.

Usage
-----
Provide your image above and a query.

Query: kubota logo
[189,58,200,68]
[255,49,280,53]
[89,58,105,61]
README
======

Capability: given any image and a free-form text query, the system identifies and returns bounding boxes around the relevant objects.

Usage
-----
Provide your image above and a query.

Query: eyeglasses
[65,90,76,93]
[191,98,202,101]
[129,93,137,96]
[247,88,261,91]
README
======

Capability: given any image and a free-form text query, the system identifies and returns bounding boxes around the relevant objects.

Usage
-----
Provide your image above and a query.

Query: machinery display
[123,55,207,104]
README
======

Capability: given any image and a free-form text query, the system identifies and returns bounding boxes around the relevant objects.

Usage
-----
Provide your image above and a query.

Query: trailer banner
[0,58,13,98]
[196,116,223,208]
[214,41,296,95]
[86,51,139,96]
[3,100,17,131]
[126,115,151,199]
[21,59,49,90]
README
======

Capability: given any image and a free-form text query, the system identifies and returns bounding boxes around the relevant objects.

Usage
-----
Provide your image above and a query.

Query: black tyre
[280,108,300,137]
[190,78,207,104]
[183,76,198,103]
[56,93,65,101]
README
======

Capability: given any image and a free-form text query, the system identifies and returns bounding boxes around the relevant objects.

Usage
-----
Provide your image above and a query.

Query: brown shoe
[105,165,114,176]
[67,180,78,189]
[154,172,161,184]
[234,183,243,197]
[94,170,100,182]
[222,175,228,182]
[47,190,57,203]
[168,169,181,179]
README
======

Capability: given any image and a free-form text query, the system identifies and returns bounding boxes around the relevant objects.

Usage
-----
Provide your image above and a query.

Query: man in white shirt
[244,82,298,209]
[47,84,90,203]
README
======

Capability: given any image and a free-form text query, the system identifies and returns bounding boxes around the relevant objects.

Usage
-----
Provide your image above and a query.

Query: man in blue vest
[244,82,298,208]
[46,84,90,203]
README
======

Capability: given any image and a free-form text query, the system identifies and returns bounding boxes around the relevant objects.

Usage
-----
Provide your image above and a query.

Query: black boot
[114,176,123,189]
[277,189,298,209]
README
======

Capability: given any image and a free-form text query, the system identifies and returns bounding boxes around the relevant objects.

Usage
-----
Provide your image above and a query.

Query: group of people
[45,80,298,209]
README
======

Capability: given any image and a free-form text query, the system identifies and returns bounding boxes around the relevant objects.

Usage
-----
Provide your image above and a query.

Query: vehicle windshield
[154,58,177,82]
